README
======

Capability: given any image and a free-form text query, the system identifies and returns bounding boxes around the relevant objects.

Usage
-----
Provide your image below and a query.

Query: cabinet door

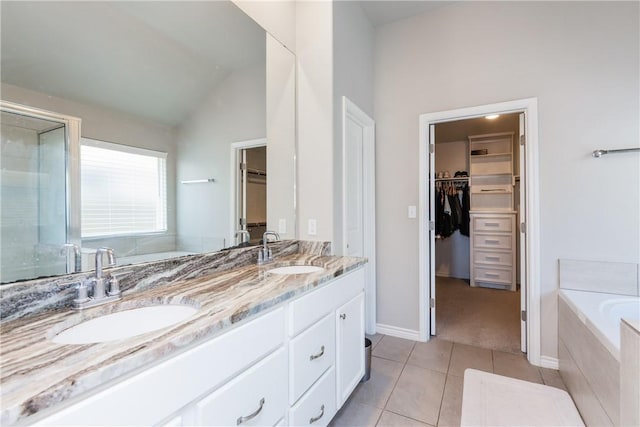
[335,292,365,408]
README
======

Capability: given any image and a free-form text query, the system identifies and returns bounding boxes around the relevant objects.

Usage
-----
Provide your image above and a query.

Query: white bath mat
[461,369,584,427]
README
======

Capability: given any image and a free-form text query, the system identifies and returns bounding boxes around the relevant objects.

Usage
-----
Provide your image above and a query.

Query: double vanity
[0,242,367,426]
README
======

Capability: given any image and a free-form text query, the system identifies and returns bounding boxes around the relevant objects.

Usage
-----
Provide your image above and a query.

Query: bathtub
[559,289,640,360]
[558,289,640,426]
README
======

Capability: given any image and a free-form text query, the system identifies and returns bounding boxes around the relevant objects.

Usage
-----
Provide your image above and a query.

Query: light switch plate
[308,219,317,236]
[408,205,417,219]
[278,219,286,234]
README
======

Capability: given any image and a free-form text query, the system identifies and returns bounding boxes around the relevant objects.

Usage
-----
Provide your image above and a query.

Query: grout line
[383,408,436,427]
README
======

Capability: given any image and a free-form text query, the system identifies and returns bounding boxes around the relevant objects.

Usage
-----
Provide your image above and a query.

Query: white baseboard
[375,323,421,341]
[540,356,559,370]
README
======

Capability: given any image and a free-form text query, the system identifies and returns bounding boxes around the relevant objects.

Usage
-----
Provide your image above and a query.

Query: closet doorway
[434,115,522,354]
[418,98,541,365]
[230,139,267,246]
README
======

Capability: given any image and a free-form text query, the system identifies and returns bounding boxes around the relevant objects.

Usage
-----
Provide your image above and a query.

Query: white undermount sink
[267,265,326,275]
[52,305,198,345]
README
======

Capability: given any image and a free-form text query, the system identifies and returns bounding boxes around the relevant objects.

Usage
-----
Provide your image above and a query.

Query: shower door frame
[0,101,82,274]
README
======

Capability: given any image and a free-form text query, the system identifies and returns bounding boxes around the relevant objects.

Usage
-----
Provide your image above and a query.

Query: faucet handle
[73,282,90,306]
[108,276,121,297]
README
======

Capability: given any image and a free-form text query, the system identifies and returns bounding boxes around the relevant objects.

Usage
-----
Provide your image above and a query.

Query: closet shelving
[468,132,517,291]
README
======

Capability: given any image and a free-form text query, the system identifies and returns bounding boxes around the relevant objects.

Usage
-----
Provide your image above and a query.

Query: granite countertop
[0,253,366,426]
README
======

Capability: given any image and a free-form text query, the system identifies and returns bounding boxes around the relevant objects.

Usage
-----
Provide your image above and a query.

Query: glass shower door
[0,107,77,282]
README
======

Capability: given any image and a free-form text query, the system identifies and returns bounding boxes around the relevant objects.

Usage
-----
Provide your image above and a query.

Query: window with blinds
[81,138,167,237]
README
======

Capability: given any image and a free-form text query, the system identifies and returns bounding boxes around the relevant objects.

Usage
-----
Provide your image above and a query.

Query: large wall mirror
[0,1,296,284]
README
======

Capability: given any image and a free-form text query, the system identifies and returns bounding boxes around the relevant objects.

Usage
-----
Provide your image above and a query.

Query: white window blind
[81,138,167,237]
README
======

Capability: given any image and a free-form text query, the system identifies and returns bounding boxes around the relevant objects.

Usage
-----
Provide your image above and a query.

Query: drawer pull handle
[310,345,325,361]
[310,404,325,424]
[237,398,265,425]
[485,273,500,278]
[486,256,500,261]
[485,222,500,227]
[340,313,347,320]
[485,239,499,244]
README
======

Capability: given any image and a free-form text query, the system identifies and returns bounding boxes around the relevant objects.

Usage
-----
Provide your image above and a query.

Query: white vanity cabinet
[31,267,365,427]
[287,267,365,426]
[336,292,365,407]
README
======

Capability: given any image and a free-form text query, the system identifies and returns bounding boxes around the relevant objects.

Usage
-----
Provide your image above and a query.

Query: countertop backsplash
[0,240,331,323]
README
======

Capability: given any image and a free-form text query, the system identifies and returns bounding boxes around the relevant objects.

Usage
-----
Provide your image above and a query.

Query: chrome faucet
[258,231,280,264]
[236,229,251,245]
[73,247,121,310]
[60,243,81,273]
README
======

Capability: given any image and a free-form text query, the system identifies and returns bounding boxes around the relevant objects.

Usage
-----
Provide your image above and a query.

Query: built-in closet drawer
[473,233,512,250]
[473,250,513,267]
[472,216,512,232]
[195,348,287,426]
[473,266,513,285]
[288,366,337,427]
[289,313,335,404]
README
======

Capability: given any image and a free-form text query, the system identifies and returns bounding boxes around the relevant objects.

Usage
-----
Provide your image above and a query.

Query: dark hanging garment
[440,188,454,239]
[448,189,462,232]
[459,184,470,236]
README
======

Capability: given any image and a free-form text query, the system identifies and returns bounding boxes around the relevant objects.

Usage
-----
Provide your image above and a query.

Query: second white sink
[267,265,325,275]
[52,305,198,345]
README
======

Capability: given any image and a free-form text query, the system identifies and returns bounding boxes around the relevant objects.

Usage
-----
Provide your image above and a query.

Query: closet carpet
[435,276,521,354]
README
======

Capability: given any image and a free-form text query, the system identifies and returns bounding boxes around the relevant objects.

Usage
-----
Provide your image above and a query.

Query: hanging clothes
[436,184,454,239]
[448,185,462,232]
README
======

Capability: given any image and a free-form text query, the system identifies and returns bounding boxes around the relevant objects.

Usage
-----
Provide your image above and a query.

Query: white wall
[232,0,296,52]
[332,1,375,254]
[374,1,639,359]
[176,63,266,252]
[296,1,334,242]
[266,34,296,240]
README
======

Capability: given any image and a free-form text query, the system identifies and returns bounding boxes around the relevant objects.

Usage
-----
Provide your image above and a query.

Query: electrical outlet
[278,219,286,234]
[408,205,417,219]
[308,219,317,236]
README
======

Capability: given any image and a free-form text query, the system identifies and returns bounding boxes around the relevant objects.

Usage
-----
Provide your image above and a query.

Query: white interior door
[345,119,364,257]
[519,112,527,353]
[343,97,376,335]
[429,124,436,336]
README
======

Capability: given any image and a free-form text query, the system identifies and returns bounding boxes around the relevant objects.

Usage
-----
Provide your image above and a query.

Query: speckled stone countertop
[0,253,366,426]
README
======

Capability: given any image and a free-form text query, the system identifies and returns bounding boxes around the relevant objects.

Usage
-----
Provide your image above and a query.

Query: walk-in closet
[432,113,523,354]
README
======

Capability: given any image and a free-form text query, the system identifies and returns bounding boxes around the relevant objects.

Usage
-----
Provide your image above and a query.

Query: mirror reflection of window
[80,138,167,238]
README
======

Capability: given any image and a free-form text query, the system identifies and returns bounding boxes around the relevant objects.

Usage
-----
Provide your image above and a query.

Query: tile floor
[329,334,567,427]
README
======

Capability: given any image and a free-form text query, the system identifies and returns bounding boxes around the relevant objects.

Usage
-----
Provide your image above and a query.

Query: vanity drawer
[473,233,512,250]
[196,348,287,426]
[472,216,513,233]
[473,266,513,285]
[289,366,337,427]
[290,313,335,404]
[473,250,513,267]
[289,268,364,336]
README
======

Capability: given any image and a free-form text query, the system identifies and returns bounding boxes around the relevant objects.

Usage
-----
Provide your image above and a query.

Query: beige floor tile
[367,333,384,349]
[330,398,382,427]
[437,375,463,427]
[351,356,404,408]
[492,350,543,383]
[539,367,568,391]
[373,335,416,363]
[448,343,493,377]
[385,364,446,426]
[377,410,433,427]
[407,338,453,374]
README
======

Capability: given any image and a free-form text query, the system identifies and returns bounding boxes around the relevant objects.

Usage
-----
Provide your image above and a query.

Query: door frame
[229,138,266,247]
[418,98,542,366]
[341,97,377,335]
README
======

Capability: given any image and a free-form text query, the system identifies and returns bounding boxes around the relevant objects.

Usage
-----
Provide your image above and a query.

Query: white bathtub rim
[559,289,640,361]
